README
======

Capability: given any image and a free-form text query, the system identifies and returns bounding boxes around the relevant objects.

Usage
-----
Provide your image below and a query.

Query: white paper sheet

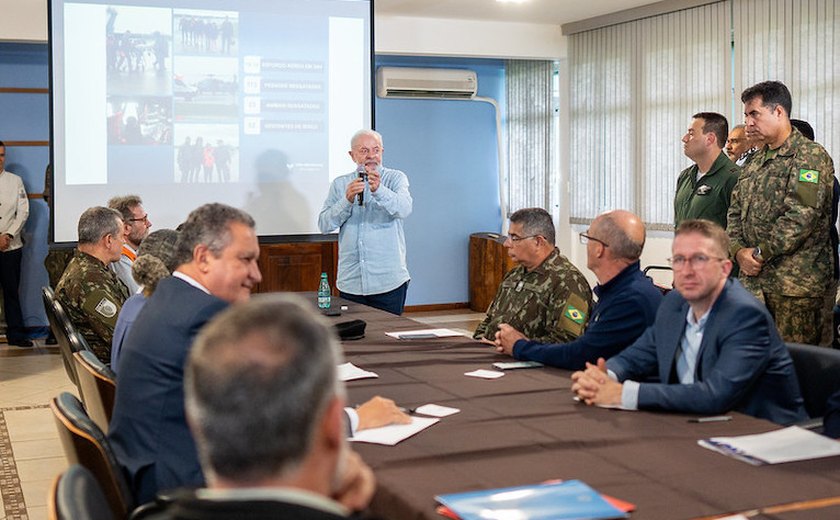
[337,362,378,382]
[349,416,439,446]
[698,426,840,465]
[414,404,461,417]
[385,328,464,340]
[464,369,505,379]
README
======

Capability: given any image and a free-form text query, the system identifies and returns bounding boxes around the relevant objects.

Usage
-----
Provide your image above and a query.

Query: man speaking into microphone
[319,129,413,315]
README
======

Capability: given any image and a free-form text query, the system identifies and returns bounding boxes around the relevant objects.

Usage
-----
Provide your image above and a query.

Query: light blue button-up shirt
[318,166,412,295]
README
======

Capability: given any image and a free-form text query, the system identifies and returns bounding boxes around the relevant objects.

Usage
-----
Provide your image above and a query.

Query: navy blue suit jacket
[607,278,806,425]
[109,277,228,504]
[513,262,662,370]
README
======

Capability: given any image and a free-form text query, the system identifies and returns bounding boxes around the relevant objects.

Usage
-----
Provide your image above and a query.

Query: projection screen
[49,0,373,242]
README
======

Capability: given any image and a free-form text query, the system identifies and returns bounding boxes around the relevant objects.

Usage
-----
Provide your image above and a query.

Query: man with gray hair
[494,210,662,369]
[108,194,152,294]
[474,207,593,345]
[110,203,263,503]
[56,206,130,362]
[149,294,377,519]
[111,203,406,504]
[319,129,412,315]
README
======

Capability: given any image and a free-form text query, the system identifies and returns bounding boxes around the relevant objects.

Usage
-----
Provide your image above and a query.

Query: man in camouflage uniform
[674,112,740,230]
[727,81,835,346]
[474,207,593,344]
[56,206,130,362]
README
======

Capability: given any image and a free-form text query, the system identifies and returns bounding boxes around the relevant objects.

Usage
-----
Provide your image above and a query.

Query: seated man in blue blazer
[149,295,376,520]
[572,219,806,425]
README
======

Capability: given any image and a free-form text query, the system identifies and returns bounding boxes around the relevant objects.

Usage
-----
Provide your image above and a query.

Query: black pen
[688,415,732,423]
[398,407,417,414]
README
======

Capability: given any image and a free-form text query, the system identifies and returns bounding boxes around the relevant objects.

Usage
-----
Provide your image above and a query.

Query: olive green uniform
[55,251,129,362]
[674,152,740,229]
[474,248,593,344]
[727,127,835,345]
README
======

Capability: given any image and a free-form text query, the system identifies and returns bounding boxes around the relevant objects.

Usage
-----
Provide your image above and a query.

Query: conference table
[325,299,840,519]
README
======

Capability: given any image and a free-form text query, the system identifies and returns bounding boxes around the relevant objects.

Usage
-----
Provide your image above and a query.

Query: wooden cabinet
[253,241,339,294]
[469,233,516,312]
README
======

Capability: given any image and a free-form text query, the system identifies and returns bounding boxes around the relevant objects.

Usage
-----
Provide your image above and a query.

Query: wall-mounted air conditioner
[376,67,478,99]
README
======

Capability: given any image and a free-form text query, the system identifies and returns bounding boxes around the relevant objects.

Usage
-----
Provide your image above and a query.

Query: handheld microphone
[356,164,367,206]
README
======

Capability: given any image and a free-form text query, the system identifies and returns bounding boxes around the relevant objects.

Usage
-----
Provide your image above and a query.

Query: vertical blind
[506,60,555,214]
[733,0,840,160]
[569,1,731,228]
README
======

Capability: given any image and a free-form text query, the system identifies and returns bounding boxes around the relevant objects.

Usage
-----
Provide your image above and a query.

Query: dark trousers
[341,281,409,316]
[0,248,25,340]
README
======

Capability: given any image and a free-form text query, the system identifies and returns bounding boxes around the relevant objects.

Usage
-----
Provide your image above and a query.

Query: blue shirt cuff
[344,407,359,435]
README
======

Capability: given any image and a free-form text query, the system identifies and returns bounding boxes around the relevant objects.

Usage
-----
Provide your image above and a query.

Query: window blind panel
[734,0,840,160]
[506,60,554,213]
[569,1,730,227]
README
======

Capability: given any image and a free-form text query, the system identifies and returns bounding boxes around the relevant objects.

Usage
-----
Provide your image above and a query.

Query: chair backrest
[50,392,133,519]
[42,287,79,386]
[786,342,840,418]
[49,464,115,520]
[73,350,117,434]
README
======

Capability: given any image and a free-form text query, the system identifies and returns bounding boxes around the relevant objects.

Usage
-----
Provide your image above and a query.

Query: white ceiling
[375,0,662,26]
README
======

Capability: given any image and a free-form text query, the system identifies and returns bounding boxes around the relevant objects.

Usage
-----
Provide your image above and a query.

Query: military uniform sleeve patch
[795,168,820,207]
[799,169,819,183]
[94,298,118,318]
[559,293,589,337]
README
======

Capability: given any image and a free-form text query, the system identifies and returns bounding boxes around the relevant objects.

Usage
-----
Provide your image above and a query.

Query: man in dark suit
[572,219,806,425]
[148,294,375,520]
[109,203,407,505]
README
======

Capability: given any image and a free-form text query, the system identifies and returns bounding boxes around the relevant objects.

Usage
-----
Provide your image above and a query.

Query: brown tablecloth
[323,298,840,520]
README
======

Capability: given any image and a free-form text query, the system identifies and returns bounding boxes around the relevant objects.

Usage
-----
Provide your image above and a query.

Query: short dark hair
[0,140,5,148]
[174,203,255,267]
[675,219,730,258]
[790,119,815,141]
[741,81,792,118]
[77,207,122,244]
[107,195,143,221]
[692,112,729,149]
[509,207,555,245]
[185,294,341,483]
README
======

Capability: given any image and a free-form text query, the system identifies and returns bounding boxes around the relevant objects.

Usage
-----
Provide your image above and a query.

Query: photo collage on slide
[105,5,240,184]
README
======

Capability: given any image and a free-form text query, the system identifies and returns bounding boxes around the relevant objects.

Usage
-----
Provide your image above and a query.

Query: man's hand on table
[494,323,527,356]
[571,358,623,406]
[356,396,411,431]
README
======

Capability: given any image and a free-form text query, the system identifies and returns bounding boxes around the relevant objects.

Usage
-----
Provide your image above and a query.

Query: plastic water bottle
[318,272,331,309]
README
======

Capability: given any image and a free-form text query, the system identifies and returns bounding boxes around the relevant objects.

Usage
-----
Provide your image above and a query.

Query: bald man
[495,210,663,370]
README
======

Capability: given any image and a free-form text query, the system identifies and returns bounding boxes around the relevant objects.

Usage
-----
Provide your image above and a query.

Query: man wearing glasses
[474,207,592,345]
[319,129,412,315]
[571,219,805,425]
[56,207,130,363]
[493,210,662,370]
[108,195,153,294]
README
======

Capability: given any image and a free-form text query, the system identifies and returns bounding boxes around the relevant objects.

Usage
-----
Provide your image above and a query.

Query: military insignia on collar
[94,298,117,318]
[799,169,819,183]
[695,185,711,196]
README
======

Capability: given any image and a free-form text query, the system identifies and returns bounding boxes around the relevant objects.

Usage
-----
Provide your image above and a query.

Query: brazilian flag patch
[564,305,585,324]
[799,169,819,183]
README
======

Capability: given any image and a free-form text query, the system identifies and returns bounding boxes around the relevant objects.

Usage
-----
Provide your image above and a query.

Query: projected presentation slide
[50,0,371,242]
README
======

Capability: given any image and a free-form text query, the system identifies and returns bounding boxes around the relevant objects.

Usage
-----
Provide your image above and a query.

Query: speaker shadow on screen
[246,150,312,234]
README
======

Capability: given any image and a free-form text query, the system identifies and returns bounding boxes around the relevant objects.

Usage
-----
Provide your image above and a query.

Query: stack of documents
[386,328,464,340]
[698,426,840,465]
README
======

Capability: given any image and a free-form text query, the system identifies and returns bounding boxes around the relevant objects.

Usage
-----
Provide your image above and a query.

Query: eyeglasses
[355,147,382,155]
[667,254,726,270]
[507,234,541,243]
[579,232,609,247]
[128,215,149,224]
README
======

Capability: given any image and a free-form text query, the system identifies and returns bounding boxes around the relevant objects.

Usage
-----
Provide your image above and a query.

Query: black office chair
[49,464,115,520]
[786,342,840,430]
[42,287,79,386]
